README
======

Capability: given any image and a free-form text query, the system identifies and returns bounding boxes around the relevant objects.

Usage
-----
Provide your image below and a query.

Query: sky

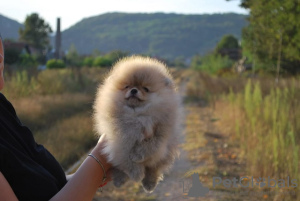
[1,0,248,31]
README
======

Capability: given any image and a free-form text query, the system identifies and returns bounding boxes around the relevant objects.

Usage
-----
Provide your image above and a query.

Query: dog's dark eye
[125,86,129,89]
[143,87,149,92]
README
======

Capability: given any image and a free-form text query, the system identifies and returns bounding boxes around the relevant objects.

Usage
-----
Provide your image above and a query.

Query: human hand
[91,135,112,183]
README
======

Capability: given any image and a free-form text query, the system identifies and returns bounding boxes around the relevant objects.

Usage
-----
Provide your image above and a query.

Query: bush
[191,54,234,75]
[46,59,66,69]
[83,57,94,67]
[93,56,112,67]
[19,54,37,67]
[105,50,128,64]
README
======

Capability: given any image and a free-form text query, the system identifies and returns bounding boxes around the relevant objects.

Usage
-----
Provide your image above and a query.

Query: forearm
[50,144,110,201]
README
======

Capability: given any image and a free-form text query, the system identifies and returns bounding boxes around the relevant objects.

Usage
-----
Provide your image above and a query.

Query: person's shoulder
[0,93,10,104]
[0,92,6,100]
[0,93,11,106]
[0,93,18,118]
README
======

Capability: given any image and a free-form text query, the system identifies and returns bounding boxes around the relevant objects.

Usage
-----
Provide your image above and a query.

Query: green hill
[62,12,247,59]
[0,14,23,40]
[0,12,247,59]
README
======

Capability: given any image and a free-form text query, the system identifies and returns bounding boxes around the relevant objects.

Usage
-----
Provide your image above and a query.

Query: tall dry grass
[2,67,106,170]
[2,67,107,99]
[227,80,300,181]
[186,70,300,200]
[185,71,246,104]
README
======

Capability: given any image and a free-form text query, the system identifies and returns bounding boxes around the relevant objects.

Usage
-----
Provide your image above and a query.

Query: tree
[105,50,129,64]
[19,13,52,50]
[216,35,240,52]
[226,0,250,8]
[66,44,82,67]
[228,0,300,74]
[215,35,241,61]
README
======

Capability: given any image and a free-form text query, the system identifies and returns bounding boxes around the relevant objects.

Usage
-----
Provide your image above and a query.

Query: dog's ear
[164,78,173,87]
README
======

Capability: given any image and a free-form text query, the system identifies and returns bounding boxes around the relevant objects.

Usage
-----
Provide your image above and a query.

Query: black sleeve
[0,93,67,201]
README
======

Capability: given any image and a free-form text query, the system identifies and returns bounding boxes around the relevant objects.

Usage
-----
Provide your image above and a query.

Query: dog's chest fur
[122,106,155,140]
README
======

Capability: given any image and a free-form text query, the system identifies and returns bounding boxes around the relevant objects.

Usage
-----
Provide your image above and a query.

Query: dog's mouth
[125,95,145,109]
[126,95,143,101]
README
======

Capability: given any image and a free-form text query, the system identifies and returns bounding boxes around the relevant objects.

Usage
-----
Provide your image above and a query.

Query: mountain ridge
[1,12,247,59]
[62,12,247,59]
[0,13,23,40]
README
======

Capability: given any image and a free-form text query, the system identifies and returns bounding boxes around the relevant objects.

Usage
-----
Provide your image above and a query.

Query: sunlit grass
[2,67,107,99]
[227,80,300,181]
[35,112,96,169]
[185,71,300,200]
[2,67,107,170]
[11,93,93,131]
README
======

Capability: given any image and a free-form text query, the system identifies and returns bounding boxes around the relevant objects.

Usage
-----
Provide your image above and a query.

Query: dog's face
[123,85,150,107]
[109,66,172,108]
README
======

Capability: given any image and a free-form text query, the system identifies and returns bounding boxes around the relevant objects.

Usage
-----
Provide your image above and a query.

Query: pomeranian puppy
[93,56,181,192]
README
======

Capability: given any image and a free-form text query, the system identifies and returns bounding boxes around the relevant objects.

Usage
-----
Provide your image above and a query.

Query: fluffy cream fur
[93,56,181,192]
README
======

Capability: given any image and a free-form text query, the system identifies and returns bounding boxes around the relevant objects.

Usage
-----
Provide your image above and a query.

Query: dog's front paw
[112,168,129,188]
[142,177,158,193]
[129,151,145,163]
[114,176,128,188]
[128,165,144,182]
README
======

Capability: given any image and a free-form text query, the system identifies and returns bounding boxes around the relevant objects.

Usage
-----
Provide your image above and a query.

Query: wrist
[91,144,111,172]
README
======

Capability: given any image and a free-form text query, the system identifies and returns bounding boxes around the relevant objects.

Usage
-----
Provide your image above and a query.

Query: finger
[105,169,113,182]
[98,134,107,144]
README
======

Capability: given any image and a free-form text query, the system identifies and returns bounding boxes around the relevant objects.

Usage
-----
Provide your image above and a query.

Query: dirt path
[151,131,193,201]
[150,78,193,201]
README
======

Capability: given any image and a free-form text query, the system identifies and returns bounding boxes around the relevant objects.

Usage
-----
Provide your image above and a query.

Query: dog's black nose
[131,89,138,95]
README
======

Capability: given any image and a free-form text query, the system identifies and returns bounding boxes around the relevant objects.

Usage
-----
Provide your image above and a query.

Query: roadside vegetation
[2,67,106,170]
[185,70,300,200]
